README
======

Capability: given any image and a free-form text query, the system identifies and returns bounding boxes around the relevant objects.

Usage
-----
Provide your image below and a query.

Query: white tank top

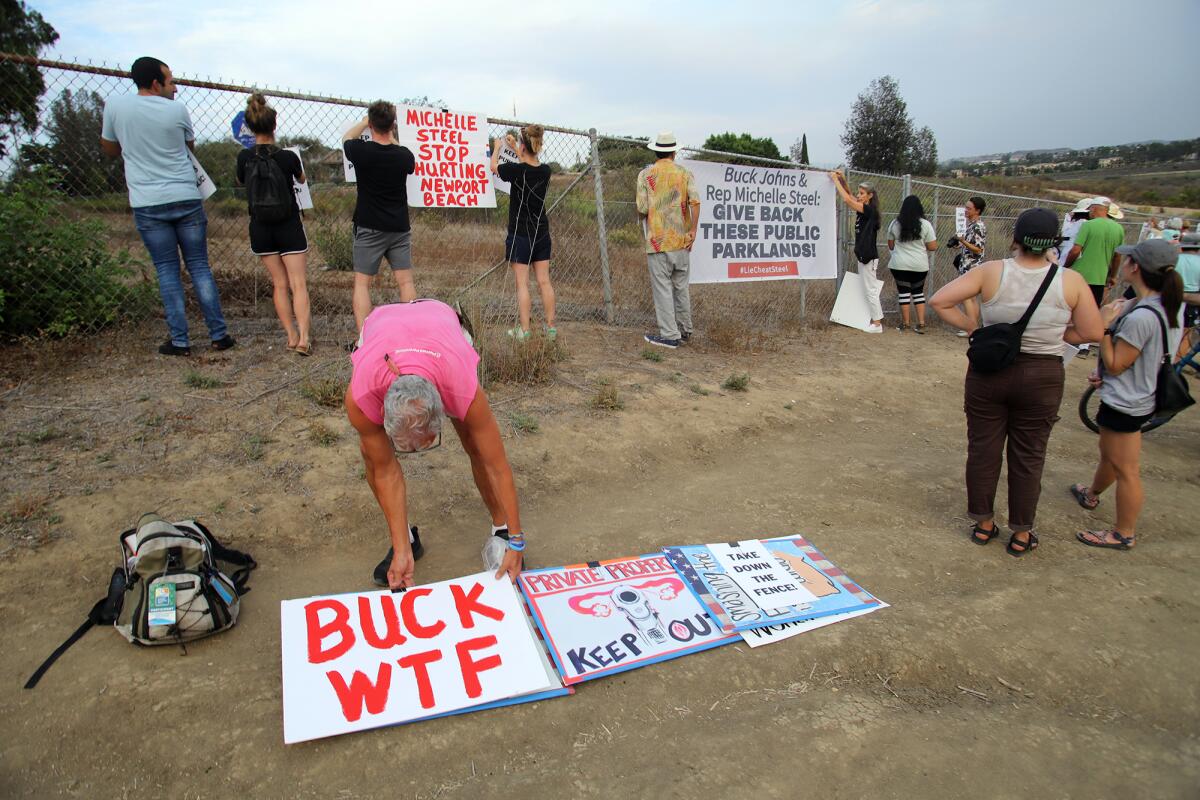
[980,259,1072,356]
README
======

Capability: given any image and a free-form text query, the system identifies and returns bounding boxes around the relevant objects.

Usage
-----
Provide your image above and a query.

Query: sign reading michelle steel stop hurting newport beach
[405,107,496,208]
[681,160,837,284]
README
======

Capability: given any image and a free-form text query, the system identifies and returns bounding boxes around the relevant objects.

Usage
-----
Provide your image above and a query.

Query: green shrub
[640,347,664,362]
[309,220,355,271]
[299,376,348,408]
[0,176,155,337]
[722,373,750,391]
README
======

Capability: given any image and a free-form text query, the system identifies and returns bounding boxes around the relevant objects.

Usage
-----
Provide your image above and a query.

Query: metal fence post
[589,128,615,324]
[932,186,940,275]
[902,173,912,198]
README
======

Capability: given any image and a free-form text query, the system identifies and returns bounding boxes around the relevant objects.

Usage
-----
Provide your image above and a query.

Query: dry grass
[183,369,223,389]
[704,317,776,353]
[721,373,750,392]
[592,382,624,411]
[299,377,348,408]
[478,331,567,386]
[308,421,339,447]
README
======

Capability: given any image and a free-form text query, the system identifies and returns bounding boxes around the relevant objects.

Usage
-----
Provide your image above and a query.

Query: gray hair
[382,375,444,448]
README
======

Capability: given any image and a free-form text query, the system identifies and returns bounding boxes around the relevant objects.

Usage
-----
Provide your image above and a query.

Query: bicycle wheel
[1078,386,1101,433]
[1078,385,1171,434]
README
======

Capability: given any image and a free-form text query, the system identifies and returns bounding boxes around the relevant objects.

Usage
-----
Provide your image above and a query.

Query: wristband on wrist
[507,538,526,552]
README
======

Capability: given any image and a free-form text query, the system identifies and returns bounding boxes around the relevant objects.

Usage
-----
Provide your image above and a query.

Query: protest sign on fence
[286,146,313,211]
[681,159,837,284]
[519,555,736,685]
[663,535,879,633]
[340,107,496,207]
[489,141,520,195]
[279,573,563,744]
[955,206,968,237]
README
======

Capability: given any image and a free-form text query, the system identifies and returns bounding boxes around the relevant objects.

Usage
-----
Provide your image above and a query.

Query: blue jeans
[133,200,228,346]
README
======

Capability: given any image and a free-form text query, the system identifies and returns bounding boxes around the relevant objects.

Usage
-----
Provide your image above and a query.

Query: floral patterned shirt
[635,159,699,254]
[962,219,987,270]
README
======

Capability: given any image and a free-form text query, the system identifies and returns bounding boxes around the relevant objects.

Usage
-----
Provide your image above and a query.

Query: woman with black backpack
[1070,239,1185,551]
[235,93,312,355]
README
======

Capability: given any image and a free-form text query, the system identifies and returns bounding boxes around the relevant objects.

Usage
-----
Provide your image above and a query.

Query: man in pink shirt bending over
[345,300,524,589]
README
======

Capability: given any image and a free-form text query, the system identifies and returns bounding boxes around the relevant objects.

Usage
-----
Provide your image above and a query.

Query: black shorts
[505,233,551,264]
[1097,402,1153,433]
[1185,303,1199,328]
[249,215,308,257]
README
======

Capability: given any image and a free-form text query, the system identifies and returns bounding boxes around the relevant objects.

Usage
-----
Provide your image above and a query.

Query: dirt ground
[0,317,1197,799]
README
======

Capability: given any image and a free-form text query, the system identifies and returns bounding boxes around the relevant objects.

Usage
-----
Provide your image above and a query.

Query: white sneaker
[865,323,883,334]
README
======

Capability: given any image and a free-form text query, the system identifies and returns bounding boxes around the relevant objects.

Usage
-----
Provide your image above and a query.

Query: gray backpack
[24,514,256,688]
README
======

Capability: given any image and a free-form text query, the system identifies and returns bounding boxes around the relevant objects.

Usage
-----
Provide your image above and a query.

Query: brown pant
[964,353,1065,532]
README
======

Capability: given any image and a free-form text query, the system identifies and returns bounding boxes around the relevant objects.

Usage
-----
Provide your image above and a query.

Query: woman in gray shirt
[1071,239,1185,550]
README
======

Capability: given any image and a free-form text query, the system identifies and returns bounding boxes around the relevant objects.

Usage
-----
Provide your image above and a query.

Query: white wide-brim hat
[648,131,681,153]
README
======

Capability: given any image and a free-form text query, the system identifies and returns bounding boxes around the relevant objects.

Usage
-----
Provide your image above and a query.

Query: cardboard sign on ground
[664,535,880,633]
[279,573,562,744]
[519,554,736,685]
[829,269,874,331]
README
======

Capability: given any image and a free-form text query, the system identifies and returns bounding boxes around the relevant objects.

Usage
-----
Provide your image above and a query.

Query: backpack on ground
[244,145,292,224]
[24,514,256,689]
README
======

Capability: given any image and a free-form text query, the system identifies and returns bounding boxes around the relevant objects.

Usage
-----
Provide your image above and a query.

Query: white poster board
[829,270,873,331]
[286,146,313,211]
[279,573,560,744]
[740,602,889,648]
[403,106,495,208]
[188,151,216,200]
[340,125,371,183]
[707,540,818,611]
[489,142,520,195]
[955,206,967,237]
[681,159,837,283]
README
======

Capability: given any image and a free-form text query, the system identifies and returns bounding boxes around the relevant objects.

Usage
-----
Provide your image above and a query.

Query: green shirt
[1071,217,1125,286]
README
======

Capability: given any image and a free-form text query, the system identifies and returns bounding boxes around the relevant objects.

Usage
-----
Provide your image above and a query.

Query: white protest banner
[740,602,889,649]
[340,125,372,183]
[286,147,313,211]
[489,142,520,195]
[519,555,736,685]
[401,106,495,208]
[188,151,216,200]
[708,540,818,611]
[279,573,561,744]
[955,206,967,237]
[681,159,837,283]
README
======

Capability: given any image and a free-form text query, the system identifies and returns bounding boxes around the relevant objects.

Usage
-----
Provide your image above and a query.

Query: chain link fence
[1,54,1191,356]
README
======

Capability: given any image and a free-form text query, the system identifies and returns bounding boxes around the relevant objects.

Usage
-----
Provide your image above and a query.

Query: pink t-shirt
[350,301,481,424]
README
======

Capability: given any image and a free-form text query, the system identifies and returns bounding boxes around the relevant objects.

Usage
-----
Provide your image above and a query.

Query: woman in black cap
[1070,239,1184,551]
[931,209,1104,556]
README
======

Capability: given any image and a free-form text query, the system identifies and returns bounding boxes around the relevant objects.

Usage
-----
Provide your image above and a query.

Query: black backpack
[244,146,292,224]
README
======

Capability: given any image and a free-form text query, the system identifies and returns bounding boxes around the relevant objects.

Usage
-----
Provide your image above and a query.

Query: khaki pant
[647,250,692,340]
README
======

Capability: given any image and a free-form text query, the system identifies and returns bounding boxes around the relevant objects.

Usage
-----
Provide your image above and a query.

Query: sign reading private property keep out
[681,159,836,283]
[279,573,558,743]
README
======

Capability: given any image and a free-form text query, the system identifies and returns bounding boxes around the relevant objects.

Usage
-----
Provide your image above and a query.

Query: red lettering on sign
[358,595,407,650]
[400,587,446,638]
[305,599,354,664]
[397,649,443,709]
[456,635,502,699]
[326,663,391,722]
[450,582,505,628]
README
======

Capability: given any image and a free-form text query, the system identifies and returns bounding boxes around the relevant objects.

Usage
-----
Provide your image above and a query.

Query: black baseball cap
[1013,208,1062,252]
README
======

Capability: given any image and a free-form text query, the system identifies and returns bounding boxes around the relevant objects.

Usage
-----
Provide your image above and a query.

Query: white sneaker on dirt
[865,323,883,334]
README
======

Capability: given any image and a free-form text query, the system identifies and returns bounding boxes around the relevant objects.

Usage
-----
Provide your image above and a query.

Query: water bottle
[481,534,508,572]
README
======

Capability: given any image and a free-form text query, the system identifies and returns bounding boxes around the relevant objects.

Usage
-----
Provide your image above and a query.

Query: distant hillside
[942,138,1199,175]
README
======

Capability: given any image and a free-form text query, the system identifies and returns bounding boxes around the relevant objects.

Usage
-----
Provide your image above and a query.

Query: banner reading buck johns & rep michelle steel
[680,159,836,284]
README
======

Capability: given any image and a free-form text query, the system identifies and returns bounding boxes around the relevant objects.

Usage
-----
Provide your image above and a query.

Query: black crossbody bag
[967,264,1058,373]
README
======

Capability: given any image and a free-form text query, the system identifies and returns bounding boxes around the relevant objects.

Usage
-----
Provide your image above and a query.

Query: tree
[840,75,913,174]
[702,132,784,162]
[0,0,59,157]
[906,126,938,176]
[26,89,123,195]
[789,134,811,166]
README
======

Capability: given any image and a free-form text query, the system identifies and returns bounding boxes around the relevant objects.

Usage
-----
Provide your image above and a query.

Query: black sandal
[970,521,998,545]
[1006,530,1039,557]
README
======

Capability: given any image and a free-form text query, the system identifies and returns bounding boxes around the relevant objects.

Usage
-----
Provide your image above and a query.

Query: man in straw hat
[636,131,701,349]
[1064,196,1126,307]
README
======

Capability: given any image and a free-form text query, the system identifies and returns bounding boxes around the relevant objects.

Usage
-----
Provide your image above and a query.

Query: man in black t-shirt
[343,100,417,330]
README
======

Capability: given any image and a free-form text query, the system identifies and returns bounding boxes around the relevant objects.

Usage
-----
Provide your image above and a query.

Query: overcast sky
[31,0,1200,165]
